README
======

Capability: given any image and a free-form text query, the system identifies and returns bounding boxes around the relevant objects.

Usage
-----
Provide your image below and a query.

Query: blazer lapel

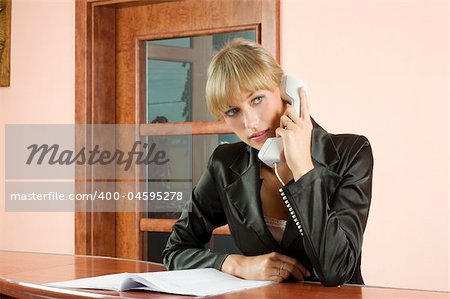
[310,119,343,196]
[311,118,340,168]
[224,146,279,251]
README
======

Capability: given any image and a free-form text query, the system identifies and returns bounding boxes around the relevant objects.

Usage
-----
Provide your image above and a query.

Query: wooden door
[76,0,280,260]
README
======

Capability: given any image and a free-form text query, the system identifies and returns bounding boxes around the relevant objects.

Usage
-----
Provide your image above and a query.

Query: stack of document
[44,268,276,296]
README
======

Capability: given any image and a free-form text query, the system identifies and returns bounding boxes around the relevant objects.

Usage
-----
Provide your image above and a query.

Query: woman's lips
[249,129,270,142]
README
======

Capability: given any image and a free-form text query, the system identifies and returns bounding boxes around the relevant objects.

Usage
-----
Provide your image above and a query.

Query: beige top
[264,216,287,244]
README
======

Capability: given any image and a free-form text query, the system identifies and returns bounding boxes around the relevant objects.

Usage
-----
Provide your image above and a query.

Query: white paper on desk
[44,268,276,296]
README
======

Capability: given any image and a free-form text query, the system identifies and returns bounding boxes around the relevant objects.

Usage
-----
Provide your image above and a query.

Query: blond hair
[205,39,284,119]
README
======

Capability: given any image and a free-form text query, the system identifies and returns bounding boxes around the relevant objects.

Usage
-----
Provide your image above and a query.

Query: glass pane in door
[147,60,192,123]
[146,133,239,219]
[147,37,192,48]
[146,29,256,123]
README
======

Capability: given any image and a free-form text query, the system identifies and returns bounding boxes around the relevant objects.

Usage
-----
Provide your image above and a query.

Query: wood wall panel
[115,0,262,42]
[76,2,118,257]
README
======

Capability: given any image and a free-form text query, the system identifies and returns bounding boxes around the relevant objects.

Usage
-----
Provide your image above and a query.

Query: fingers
[275,125,291,139]
[299,86,310,120]
[278,255,310,280]
[232,253,310,282]
[297,261,311,278]
[268,253,311,282]
[279,115,295,130]
[276,113,305,137]
[282,86,309,120]
[281,86,311,126]
[286,262,311,281]
[275,115,292,138]
[283,107,301,124]
[276,263,291,281]
[280,262,304,281]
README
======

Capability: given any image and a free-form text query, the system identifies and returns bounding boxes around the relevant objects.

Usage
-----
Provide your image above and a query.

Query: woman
[162,39,373,287]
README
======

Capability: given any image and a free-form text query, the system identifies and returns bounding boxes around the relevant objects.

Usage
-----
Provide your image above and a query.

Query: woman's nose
[243,110,259,129]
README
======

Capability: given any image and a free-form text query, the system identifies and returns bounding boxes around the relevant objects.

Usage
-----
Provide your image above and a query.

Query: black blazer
[163,120,373,287]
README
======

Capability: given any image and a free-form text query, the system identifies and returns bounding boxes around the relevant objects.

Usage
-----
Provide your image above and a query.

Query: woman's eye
[253,95,264,104]
[225,108,239,117]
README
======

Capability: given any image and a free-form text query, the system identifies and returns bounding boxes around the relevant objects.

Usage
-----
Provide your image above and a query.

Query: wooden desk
[0,251,448,299]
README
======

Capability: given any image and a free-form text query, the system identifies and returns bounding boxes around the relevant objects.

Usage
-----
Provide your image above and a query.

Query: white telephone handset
[258,75,307,168]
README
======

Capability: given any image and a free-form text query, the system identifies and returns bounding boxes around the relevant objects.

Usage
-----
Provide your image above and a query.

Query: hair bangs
[205,39,283,119]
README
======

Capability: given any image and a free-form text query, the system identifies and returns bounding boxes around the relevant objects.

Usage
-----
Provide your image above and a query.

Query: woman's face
[222,87,285,150]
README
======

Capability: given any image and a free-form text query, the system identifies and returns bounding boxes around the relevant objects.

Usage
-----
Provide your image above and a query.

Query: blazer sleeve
[281,136,373,286]
[162,152,229,271]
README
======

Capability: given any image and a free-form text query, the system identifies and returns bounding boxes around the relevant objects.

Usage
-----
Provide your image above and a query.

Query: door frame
[75,0,280,259]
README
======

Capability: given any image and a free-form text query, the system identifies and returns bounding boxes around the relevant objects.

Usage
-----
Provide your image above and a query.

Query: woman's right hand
[221,252,310,282]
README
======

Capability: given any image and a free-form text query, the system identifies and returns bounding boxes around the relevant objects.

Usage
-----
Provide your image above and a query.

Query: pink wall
[281,0,449,292]
[0,0,448,293]
[0,0,75,254]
